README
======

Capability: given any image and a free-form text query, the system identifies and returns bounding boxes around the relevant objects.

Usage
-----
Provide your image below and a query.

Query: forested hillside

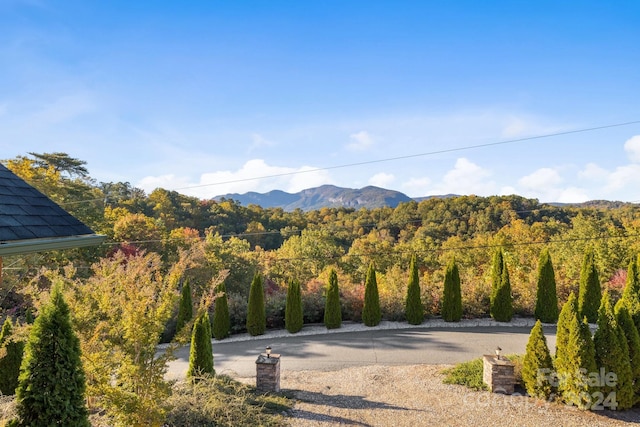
[2,153,640,328]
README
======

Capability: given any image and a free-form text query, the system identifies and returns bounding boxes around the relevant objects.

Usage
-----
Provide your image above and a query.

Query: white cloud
[368,172,395,188]
[249,133,275,152]
[518,168,563,190]
[624,135,640,163]
[432,157,494,195]
[517,167,588,202]
[605,164,640,191]
[346,131,374,151]
[578,162,608,181]
[401,177,431,197]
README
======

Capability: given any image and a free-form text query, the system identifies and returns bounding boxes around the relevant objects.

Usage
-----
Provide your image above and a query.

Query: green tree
[15,284,90,426]
[489,248,504,310]
[554,292,597,409]
[285,279,304,333]
[405,254,424,325]
[522,320,554,399]
[614,300,640,400]
[594,292,634,409]
[622,256,640,330]
[212,280,231,340]
[362,262,382,326]
[578,248,601,323]
[442,258,462,322]
[324,269,342,329]
[534,248,559,323]
[176,280,193,333]
[490,258,513,322]
[187,311,215,379]
[246,273,266,336]
[0,318,24,396]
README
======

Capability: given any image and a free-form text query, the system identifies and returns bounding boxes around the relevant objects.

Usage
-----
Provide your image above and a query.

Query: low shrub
[442,355,523,391]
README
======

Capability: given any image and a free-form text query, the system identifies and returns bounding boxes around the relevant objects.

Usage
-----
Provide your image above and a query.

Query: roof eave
[0,234,107,257]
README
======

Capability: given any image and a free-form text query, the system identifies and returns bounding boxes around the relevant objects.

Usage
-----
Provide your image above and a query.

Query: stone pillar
[483,355,515,394]
[256,353,280,393]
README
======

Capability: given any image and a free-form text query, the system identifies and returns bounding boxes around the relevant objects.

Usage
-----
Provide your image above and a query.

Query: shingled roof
[0,163,105,256]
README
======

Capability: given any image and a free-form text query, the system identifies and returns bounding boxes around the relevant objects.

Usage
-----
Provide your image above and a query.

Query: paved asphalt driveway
[166,323,557,380]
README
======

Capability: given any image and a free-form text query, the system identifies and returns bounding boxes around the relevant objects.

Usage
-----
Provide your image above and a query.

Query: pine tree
[615,300,640,400]
[594,292,634,409]
[362,262,382,326]
[489,248,504,310]
[578,248,601,324]
[186,311,214,379]
[15,284,90,426]
[285,279,304,333]
[405,254,424,325]
[246,273,266,336]
[176,280,193,333]
[324,269,342,329]
[522,320,554,399]
[0,318,24,396]
[554,292,597,409]
[534,248,559,323]
[442,258,462,322]
[622,256,640,331]
[490,258,513,322]
[212,280,231,340]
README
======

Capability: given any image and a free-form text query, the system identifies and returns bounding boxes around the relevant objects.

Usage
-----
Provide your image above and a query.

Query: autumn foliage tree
[534,248,559,323]
[362,262,381,327]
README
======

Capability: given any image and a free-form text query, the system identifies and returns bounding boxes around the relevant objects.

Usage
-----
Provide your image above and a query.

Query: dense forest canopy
[2,152,640,324]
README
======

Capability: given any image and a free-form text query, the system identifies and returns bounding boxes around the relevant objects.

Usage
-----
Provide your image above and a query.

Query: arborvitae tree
[246,273,266,336]
[362,262,381,326]
[489,248,504,310]
[0,318,24,396]
[405,254,424,325]
[285,279,304,333]
[15,284,90,426]
[212,280,231,340]
[442,258,462,322]
[614,300,640,399]
[186,311,214,379]
[324,269,342,329]
[554,292,597,410]
[176,280,193,333]
[534,248,559,323]
[622,256,640,331]
[522,320,554,399]
[490,258,513,322]
[594,292,634,409]
[578,248,601,324]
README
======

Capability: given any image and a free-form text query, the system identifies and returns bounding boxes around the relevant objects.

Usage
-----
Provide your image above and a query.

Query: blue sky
[1,1,640,202]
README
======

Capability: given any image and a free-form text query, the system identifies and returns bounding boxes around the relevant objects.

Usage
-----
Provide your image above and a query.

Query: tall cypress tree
[594,292,634,409]
[622,256,640,331]
[614,300,640,400]
[405,254,424,325]
[324,269,342,329]
[187,311,215,379]
[490,258,513,322]
[0,318,24,396]
[176,280,193,333]
[534,248,559,323]
[212,280,231,340]
[442,258,462,322]
[489,248,504,310]
[15,284,90,426]
[522,320,554,399]
[578,248,601,323]
[246,273,266,336]
[362,262,381,327]
[285,279,304,333]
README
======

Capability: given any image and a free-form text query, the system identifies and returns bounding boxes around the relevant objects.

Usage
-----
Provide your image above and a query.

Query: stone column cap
[256,354,281,364]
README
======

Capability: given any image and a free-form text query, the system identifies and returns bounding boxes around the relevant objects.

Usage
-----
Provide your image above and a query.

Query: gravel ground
[261,364,640,427]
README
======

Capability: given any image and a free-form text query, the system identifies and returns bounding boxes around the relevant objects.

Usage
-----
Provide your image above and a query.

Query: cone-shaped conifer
[285,279,304,333]
[578,248,601,323]
[246,273,266,336]
[491,258,513,322]
[212,280,231,340]
[0,318,24,396]
[622,256,640,331]
[15,284,90,426]
[490,248,504,310]
[187,311,214,379]
[176,280,193,333]
[522,320,554,399]
[615,300,640,400]
[405,255,424,325]
[442,258,462,322]
[362,262,381,326]
[324,269,342,329]
[534,248,559,323]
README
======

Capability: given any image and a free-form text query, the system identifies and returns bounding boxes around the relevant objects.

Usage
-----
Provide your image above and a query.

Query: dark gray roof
[0,163,100,246]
